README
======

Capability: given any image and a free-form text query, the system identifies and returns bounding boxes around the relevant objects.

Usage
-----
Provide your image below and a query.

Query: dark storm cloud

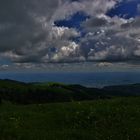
[0,0,140,68]
[82,17,108,28]
[0,0,117,63]
[0,0,64,62]
[121,17,140,28]
[0,0,46,51]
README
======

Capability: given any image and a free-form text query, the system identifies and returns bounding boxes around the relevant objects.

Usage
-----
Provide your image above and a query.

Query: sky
[0,0,140,71]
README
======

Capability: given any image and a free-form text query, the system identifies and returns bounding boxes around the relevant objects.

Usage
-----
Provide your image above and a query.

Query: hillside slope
[0,97,140,140]
[0,79,140,104]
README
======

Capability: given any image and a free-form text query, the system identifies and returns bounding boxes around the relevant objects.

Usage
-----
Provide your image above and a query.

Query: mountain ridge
[0,79,140,104]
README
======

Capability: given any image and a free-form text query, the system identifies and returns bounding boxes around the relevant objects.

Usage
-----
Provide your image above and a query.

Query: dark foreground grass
[0,97,140,140]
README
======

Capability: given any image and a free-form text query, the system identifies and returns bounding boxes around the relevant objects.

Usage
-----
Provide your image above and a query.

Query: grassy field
[0,97,140,140]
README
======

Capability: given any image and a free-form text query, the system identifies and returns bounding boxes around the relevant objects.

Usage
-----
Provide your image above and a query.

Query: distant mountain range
[0,79,140,104]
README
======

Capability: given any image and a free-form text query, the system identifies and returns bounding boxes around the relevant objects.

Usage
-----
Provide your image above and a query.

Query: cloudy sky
[0,0,140,71]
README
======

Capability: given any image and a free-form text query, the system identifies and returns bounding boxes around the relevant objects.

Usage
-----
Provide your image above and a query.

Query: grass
[0,97,140,140]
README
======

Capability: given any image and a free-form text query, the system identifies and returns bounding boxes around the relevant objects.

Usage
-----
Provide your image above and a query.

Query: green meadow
[0,97,140,140]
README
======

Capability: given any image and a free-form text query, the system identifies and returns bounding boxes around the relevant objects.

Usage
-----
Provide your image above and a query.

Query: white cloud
[0,0,140,67]
[52,0,118,21]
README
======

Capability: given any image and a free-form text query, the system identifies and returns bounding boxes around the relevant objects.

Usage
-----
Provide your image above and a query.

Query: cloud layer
[0,0,140,69]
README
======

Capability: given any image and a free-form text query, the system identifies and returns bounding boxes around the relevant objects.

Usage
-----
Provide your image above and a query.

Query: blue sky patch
[54,12,90,30]
[107,0,140,19]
